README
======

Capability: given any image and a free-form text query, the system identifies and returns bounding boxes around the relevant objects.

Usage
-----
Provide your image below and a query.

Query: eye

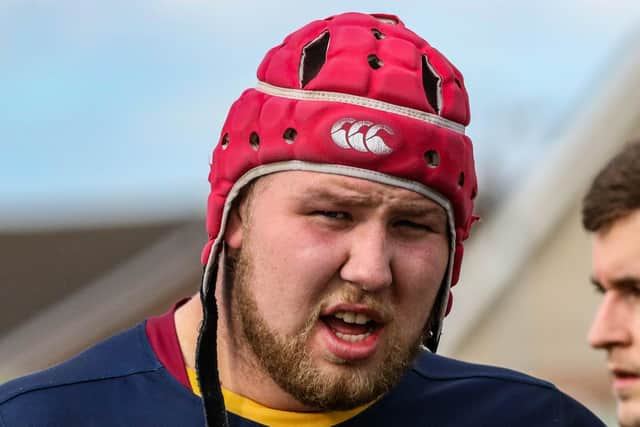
[395,220,432,232]
[621,285,640,299]
[591,281,605,295]
[313,210,351,221]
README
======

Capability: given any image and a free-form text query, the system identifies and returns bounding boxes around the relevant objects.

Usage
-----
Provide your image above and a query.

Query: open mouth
[613,369,640,381]
[320,311,382,343]
[611,368,640,392]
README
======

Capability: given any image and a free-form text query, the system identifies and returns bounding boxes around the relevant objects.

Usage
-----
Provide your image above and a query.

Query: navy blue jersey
[0,323,604,426]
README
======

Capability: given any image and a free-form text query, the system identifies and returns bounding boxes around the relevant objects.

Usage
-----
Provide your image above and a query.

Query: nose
[339,224,392,292]
[588,292,632,350]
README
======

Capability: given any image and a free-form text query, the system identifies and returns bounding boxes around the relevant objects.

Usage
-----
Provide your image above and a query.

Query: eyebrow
[612,277,640,289]
[298,187,447,219]
[591,275,640,291]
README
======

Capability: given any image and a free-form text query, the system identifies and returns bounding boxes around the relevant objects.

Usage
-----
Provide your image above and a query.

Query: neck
[174,294,201,369]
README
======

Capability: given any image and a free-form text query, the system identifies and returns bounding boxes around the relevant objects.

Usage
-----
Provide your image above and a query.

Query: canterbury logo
[330,118,394,154]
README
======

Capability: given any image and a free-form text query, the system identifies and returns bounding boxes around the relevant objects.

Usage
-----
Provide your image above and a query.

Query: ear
[224,205,244,250]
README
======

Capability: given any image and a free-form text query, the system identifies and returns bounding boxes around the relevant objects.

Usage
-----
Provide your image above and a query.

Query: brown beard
[228,245,423,411]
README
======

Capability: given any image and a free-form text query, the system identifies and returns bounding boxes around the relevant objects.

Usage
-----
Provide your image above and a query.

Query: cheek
[241,221,343,334]
[259,211,348,269]
[393,242,449,318]
[632,311,640,342]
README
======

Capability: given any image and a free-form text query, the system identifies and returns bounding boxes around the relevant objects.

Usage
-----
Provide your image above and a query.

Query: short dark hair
[582,140,640,232]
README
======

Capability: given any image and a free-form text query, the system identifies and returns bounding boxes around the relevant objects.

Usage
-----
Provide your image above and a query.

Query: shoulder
[412,349,556,389]
[0,323,158,405]
[356,351,605,427]
[0,323,202,427]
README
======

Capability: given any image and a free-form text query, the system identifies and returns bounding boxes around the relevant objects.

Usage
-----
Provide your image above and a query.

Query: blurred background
[2,1,640,424]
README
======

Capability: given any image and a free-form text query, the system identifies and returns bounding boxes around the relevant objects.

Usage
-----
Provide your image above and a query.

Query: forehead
[592,210,640,281]
[256,170,444,211]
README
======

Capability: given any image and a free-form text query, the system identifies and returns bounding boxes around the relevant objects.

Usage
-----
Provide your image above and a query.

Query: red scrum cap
[196,12,477,425]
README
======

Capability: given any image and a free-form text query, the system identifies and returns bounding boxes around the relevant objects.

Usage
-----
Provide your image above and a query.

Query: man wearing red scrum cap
[584,141,640,427]
[0,12,603,426]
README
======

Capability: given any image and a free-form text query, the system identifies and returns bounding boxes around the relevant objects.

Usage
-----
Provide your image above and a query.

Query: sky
[2,0,639,228]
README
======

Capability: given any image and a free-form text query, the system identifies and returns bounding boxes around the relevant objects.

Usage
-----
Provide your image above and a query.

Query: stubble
[229,245,423,411]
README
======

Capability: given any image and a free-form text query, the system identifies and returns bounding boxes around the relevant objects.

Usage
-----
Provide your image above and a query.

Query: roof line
[0,221,203,380]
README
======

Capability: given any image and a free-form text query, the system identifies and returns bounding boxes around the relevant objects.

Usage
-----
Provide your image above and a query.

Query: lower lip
[613,375,640,392]
[319,321,382,361]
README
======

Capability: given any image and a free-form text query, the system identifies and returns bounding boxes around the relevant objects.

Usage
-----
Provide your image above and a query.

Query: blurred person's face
[588,210,640,427]
[224,170,449,410]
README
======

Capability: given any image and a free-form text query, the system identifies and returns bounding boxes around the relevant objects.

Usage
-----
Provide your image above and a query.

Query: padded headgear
[196,12,477,426]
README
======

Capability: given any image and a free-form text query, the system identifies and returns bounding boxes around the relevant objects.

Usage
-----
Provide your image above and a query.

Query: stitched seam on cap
[256,81,465,134]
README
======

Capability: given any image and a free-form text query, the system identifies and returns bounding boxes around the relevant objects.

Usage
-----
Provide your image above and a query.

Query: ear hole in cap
[371,28,385,40]
[300,31,330,88]
[368,54,383,69]
[424,150,440,168]
[221,133,230,150]
[283,127,297,144]
[422,56,442,114]
[458,172,465,188]
[249,132,260,150]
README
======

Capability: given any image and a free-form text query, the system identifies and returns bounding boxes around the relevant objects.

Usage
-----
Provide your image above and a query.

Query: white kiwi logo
[330,118,394,154]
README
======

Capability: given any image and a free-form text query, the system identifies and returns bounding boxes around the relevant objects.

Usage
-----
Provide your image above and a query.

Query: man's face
[225,171,449,410]
[589,210,640,427]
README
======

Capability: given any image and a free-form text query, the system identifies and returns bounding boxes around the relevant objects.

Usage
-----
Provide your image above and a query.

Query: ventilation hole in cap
[371,28,385,40]
[422,56,442,114]
[458,172,465,188]
[454,78,462,89]
[283,128,297,144]
[424,150,440,168]
[221,133,230,150]
[368,54,383,70]
[300,31,330,88]
[249,132,260,150]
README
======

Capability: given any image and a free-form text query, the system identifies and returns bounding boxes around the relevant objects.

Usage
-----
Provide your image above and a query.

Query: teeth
[334,311,371,325]
[343,312,356,323]
[335,331,371,342]
[355,313,368,324]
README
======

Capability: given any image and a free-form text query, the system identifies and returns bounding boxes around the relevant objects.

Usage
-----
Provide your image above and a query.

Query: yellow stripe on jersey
[186,367,373,427]
[187,366,201,396]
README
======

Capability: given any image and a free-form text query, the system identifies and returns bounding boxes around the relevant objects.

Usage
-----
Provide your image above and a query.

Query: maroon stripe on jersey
[145,299,191,390]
